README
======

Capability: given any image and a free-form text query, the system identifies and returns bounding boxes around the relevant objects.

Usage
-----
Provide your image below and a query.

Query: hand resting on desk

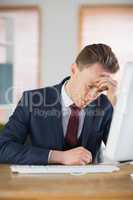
[49,146,92,165]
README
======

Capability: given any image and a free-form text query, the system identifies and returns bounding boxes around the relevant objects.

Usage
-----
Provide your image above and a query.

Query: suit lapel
[47,80,68,149]
[53,99,65,149]
[81,102,97,147]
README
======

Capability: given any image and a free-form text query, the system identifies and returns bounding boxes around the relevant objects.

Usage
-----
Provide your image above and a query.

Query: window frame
[0,5,42,90]
[78,4,133,50]
[0,6,42,125]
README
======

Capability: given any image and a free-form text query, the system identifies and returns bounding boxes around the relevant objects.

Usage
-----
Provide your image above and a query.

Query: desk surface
[0,164,133,200]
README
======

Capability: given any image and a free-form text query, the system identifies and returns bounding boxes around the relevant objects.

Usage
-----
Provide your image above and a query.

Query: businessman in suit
[0,43,119,165]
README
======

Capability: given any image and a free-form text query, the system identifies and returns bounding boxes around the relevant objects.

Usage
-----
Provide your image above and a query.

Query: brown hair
[75,43,119,73]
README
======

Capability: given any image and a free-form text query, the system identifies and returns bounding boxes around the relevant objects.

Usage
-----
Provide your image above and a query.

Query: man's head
[75,43,119,73]
[67,43,119,108]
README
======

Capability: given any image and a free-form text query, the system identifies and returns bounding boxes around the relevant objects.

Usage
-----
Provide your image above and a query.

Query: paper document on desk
[10,164,120,174]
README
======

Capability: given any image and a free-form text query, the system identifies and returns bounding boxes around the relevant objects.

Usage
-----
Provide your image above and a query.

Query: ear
[70,63,78,77]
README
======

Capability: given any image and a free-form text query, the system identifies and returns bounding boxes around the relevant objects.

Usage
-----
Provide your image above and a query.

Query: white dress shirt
[61,81,85,138]
[48,81,86,162]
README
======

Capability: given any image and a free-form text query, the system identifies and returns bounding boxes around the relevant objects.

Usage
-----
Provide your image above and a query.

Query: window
[0,17,13,105]
[79,5,133,79]
[0,7,40,122]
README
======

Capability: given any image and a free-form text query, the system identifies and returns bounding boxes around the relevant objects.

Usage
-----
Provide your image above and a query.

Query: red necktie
[65,104,80,146]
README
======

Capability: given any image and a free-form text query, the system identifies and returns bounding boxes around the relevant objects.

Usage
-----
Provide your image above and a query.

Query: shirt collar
[61,81,74,108]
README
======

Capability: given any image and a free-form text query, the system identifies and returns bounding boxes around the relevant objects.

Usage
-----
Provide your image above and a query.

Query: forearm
[0,136,50,165]
[48,147,92,165]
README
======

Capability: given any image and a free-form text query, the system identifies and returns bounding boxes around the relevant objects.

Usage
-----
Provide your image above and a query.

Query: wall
[0,0,133,87]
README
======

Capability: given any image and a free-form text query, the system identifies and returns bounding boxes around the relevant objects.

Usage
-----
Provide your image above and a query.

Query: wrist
[48,150,64,164]
[108,95,117,107]
[107,90,117,107]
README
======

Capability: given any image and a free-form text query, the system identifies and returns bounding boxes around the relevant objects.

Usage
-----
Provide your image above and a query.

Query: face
[69,63,111,108]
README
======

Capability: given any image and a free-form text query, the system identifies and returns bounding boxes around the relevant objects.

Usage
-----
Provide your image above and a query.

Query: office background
[0,0,133,123]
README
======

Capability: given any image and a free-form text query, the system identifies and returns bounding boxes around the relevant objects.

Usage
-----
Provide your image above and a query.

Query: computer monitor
[105,62,133,162]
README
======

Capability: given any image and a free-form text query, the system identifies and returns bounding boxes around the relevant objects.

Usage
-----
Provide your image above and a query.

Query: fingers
[101,79,117,86]
[95,77,117,92]
[77,147,92,165]
[99,81,117,90]
[64,147,93,165]
[97,81,109,91]
[95,76,117,86]
[80,154,92,165]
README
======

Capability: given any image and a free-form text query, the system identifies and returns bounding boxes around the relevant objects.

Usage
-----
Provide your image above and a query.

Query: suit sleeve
[102,104,114,145]
[0,92,50,165]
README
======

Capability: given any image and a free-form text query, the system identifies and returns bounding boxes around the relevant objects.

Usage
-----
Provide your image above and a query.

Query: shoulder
[22,76,69,97]
[21,84,61,107]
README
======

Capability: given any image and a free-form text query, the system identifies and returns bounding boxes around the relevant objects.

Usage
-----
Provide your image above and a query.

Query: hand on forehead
[89,73,109,85]
[89,73,111,92]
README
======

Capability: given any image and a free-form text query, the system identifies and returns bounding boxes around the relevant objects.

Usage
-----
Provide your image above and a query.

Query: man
[0,44,119,165]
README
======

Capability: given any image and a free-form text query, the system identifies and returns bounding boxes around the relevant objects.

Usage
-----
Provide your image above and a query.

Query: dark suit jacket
[0,77,113,165]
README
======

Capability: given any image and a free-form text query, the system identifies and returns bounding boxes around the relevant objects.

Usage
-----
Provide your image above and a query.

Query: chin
[81,100,94,108]
[78,102,89,109]
[76,99,94,108]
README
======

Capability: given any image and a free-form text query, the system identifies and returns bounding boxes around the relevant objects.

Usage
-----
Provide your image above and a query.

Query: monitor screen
[105,62,133,162]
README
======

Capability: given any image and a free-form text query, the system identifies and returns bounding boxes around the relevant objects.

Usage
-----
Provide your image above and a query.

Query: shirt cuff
[48,150,53,163]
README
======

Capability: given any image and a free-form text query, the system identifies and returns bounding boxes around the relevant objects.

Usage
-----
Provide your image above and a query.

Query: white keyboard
[10,164,120,174]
